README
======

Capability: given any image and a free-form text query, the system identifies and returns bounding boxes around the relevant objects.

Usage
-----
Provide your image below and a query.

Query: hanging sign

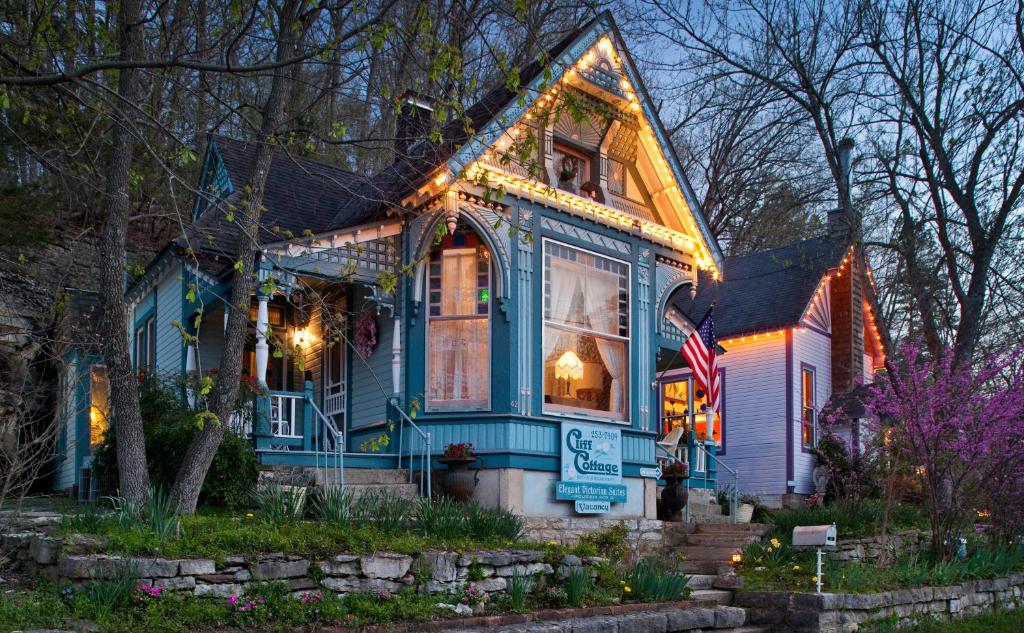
[639,466,663,479]
[557,422,626,513]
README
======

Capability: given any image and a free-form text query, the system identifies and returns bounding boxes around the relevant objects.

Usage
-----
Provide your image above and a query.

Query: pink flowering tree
[862,342,1024,560]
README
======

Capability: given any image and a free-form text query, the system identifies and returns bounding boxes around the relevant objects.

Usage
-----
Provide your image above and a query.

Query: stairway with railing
[656,441,740,523]
[306,395,345,490]
[388,399,432,500]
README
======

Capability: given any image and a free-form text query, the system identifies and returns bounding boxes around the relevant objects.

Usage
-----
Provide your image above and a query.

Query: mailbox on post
[792,524,837,593]
[792,524,837,547]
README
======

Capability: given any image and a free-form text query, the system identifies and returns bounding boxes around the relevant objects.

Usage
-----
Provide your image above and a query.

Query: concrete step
[678,560,732,575]
[685,573,717,589]
[342,482,420,500]
[727,627,770,633]
[684,533,761,547]
[690,589,734,605]
[311,468,412,486]
[695,522,769,535]
[677,546,742,561]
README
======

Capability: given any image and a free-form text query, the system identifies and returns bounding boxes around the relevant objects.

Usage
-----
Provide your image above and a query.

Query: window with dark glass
[425,228,490,409]
[801,368,817,448]
[543,240,629,420]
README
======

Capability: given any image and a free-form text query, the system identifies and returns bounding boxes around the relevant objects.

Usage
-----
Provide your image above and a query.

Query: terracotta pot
[439,457,478,502]
[661,477,689,521]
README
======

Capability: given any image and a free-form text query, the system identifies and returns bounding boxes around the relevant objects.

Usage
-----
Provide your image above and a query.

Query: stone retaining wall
[737,573,1024,632]
[793,531,925,564]
[1,532,599,599]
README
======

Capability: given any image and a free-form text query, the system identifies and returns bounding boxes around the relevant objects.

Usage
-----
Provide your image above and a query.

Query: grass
[767,499,928,542]
[738,538,1024,594]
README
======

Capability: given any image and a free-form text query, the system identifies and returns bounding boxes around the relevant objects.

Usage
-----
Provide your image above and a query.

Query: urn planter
[660,476,689,521]
[438,457,478,502]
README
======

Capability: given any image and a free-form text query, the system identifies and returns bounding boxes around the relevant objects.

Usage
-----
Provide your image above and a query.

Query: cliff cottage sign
[557,421,626,514]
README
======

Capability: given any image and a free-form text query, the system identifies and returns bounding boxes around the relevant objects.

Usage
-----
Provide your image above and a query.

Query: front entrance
[323,310,347,435]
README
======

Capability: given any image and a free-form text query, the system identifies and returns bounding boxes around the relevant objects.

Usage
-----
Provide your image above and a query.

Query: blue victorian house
[58,13,744,519]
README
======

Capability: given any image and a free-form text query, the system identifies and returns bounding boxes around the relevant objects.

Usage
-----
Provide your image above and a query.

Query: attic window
[553,143,592,196]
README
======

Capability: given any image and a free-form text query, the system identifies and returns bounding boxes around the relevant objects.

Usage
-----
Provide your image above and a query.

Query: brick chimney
[828,137,857,241]
[395,90,435,159]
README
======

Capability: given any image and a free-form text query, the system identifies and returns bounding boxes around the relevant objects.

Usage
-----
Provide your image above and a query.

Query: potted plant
[660,461,689,521]
[438,442,478,501]
[736,493,757,524]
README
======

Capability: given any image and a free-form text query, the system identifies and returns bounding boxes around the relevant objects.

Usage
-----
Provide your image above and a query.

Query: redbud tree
[862,343,1024,560]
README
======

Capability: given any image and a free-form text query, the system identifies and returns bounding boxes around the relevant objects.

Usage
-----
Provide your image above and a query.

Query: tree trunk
[170,0,304,515]
[98,0,151,505]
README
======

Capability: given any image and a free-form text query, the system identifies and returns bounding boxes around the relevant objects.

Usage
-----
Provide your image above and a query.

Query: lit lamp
[731,552,743,565]
[555,350,585,395]
[293,327,310,349]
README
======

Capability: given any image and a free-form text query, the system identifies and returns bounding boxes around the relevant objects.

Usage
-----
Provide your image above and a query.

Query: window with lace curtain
[425,229,491,409]
[542,239,629,421]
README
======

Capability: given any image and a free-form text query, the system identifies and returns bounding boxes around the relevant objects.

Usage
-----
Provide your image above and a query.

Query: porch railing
[656,440,740,523]
[388,399,432,501]
[306,395,344,490]
[269,391,303,437]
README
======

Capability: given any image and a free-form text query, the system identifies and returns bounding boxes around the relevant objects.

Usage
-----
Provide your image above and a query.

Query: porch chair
[656,426,686,463]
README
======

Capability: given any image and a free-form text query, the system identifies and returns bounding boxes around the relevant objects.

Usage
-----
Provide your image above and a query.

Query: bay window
[426,229,490,409]
[543,240,629,420]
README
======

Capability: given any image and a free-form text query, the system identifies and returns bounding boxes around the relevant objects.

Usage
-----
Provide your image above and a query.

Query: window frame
[541,237,631,424]
[801,364,817,449]
[552,142,593,193]
[133,314,156,371]
[424,239,492,412]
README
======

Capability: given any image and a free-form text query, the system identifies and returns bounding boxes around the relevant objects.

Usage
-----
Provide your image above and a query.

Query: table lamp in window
[555,350,585,396]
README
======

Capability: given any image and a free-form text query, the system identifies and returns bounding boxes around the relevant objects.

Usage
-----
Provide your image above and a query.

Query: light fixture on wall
[293,326,311,349]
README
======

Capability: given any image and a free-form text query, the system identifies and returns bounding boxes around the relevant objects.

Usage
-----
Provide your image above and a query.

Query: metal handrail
[389,399,432,501]
[307,396,344,491]
[693,441,740,524]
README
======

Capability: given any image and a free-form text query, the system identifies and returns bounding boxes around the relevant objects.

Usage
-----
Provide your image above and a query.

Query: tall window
[89,365,110,452]
[801,367,816,448]
[426,229,490,409]
[543,240,629,420]
[134,315,156,371]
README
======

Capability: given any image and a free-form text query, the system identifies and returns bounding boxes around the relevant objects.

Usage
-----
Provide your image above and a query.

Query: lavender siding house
[667,227,888,508]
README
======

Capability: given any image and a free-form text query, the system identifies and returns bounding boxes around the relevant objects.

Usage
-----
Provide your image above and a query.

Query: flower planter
[735,503,755,523]
[660,476,689,521]
[438,456,478,502]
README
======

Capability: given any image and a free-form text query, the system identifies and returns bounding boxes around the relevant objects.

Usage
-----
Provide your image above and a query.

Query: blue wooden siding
[196,306,225,373]
[54,355,79,491]
[154,263,184,374]
[348,287,395,429]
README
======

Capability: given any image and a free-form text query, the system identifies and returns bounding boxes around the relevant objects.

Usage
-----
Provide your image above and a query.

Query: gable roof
[673,236,849,339]
[183,135,374,259]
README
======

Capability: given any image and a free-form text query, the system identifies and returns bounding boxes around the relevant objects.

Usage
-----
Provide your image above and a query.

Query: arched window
[425,227,491,409]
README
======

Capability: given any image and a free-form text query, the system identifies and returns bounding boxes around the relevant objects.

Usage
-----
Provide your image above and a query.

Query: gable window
[426,228,490,409]
[543,240,628,421]
[134,315,156,371]
[608,159,627,196]
[553,143,591,195]
[801,367,817,448]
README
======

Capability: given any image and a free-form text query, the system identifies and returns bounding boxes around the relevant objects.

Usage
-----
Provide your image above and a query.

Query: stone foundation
[522,517,665,557]
[737,573,1024,632]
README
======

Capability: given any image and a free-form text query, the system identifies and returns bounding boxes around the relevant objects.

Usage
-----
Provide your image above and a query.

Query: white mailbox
[792,524,837,547]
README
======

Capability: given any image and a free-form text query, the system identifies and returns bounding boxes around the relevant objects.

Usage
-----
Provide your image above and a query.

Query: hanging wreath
[355,310,378,358]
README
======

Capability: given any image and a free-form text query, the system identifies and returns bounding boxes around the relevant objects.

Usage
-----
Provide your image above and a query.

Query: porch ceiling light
[555,350,585,381]
[293,327,312,349]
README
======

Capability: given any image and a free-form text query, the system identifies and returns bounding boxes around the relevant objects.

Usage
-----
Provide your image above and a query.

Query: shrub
[564,567,591,606]
[351,489,413,534]
[578,525,629,561]
[253,484,307,526]
[464,501,523,541]
[91,373,258,510]
[623,558,690,602]
[312,486,354,527]
[768,498,927,542]
[506,570,532,611]
[415,497,466,541]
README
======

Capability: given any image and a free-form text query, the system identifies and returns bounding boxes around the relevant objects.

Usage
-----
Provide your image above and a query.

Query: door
[323,321,346,432]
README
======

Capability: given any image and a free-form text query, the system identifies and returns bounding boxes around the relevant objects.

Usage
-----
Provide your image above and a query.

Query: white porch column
[255,295,270,386]
[185,344,197,407]
[391,316,401,396]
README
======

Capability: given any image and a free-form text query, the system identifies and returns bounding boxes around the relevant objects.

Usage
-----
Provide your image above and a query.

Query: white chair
[657,426,686,462]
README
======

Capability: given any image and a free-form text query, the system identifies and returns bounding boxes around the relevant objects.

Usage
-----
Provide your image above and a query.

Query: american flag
[681,307,720,416]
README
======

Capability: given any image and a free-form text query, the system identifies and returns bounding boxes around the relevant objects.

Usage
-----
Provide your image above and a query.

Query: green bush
[578,524,629,561]
[312,486,354,526]
[505,570,532,611]
[623,557,690,602]
[768,499,927,542]
[564,566,592,606]
[253,484,307,526]
[91,373,258,510]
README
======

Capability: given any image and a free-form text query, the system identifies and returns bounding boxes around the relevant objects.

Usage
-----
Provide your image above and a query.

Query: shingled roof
[673,235,849,339]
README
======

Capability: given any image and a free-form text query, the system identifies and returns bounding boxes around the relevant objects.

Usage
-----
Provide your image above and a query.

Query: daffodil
[619,580,626,586]
[792,565,800,571]
[770,538,781,548]
[624,586,632,593]
[812,576,818,583]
